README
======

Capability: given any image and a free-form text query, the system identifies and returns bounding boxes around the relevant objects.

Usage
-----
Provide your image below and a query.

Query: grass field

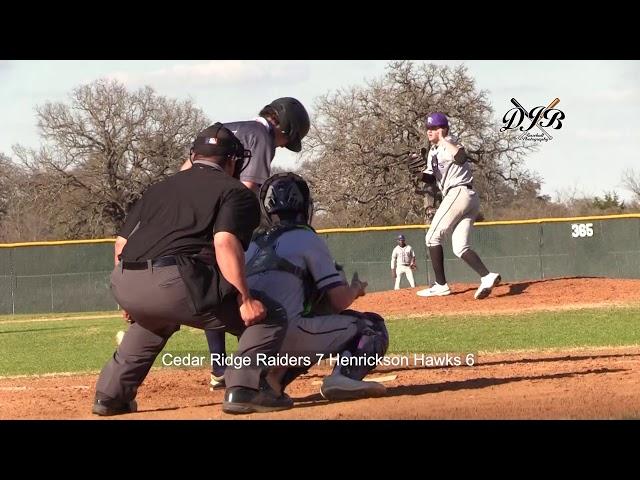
[1,306,639,377]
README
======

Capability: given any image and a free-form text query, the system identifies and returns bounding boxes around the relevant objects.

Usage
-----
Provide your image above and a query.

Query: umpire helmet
[191,122,252,179]
[261,97,310,153]
[260,172,313,226]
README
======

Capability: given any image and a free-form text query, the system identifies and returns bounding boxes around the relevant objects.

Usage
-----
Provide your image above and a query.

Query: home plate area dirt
[2,277,640,419]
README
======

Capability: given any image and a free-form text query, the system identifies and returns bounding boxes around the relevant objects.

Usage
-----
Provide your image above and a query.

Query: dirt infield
[354,276,640,317]
[2,277,640,420]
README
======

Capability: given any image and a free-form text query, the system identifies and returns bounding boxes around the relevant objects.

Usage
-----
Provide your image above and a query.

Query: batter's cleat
[209,373,225,391]
[416,283,451,297]
[474,273,501,300]
[92,398,137,416]
[222,385,293,414]
[320,373,387,401]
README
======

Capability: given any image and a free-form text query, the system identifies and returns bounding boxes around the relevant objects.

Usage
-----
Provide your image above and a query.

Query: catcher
[406,112,501,300]
[224,172,389,412]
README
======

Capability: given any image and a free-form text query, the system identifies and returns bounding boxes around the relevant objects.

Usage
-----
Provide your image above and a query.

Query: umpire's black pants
[95,263,286,403]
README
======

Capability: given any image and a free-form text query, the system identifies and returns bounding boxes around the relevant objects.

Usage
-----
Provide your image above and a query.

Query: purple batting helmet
[426,112,449,129]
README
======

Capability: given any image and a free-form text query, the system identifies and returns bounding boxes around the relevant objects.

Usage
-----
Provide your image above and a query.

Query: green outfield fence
[0,239,116,314]
[2,214,640,314]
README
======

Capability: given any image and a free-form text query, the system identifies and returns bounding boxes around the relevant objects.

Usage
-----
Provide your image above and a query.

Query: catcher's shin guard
[336,311,389,381]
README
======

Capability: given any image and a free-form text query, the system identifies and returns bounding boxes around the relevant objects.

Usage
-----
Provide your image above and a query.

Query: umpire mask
[191,122,252,179]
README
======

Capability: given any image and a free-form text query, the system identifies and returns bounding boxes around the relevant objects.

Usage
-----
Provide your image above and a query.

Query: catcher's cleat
[222,384,293,414]
[92,398,137,416]
[320,373,386,401]
[416,283,451,297]
[209,373,225,391]
[474,273,501,300]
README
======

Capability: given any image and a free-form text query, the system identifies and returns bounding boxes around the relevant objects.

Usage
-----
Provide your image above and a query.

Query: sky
[1,60,638,201]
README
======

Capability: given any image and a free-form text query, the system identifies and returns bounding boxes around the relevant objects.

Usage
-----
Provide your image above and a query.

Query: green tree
[591,191,625,211]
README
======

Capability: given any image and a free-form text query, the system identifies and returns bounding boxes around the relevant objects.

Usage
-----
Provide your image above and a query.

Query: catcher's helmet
[260,172,313,226]
[263,97,310,153]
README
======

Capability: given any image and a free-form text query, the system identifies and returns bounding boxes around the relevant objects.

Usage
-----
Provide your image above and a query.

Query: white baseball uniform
[391,244,416,289]
[423,136,479,258]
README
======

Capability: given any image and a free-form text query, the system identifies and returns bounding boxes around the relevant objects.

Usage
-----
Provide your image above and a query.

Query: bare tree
[300,61,539,226]
[13,79,209,238]
[622,168,640,201]
[0,153,13,221]
[0,154,57,241]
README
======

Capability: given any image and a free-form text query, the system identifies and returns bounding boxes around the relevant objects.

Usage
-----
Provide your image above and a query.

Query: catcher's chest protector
[245,225,317,311]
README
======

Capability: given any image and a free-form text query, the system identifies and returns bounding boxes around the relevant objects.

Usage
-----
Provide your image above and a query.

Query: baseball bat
[510,97,528,115]
[511,97,560,116]
[538,97,560,125]
[545,97,560,110]
[510,98,552,139]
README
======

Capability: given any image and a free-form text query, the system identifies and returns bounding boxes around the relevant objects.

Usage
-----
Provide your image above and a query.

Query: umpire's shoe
[223,383,293,414]
[92,397,137,416]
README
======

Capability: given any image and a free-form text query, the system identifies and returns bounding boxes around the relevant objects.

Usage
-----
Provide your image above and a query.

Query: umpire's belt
[121,256,178,270]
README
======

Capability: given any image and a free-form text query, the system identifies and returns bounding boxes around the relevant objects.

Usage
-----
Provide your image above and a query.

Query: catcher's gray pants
[280,314,360,355]
[425,185,480,257]
[268,313,363,388]
[95,264,286,403]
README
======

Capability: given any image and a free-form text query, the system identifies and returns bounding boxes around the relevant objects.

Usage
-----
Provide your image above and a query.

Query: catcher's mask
[191,122,252,179]
[260,172,314,226]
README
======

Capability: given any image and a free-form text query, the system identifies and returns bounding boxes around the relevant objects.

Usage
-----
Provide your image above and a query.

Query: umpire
[92,123,292,416]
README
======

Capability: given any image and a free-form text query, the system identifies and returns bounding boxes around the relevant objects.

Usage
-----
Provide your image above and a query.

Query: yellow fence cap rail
[1,213,639,245]
[0,238,115,248]
[317,213,640,234]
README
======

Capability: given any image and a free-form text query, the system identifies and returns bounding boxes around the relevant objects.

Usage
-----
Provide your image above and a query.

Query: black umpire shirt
[118,162,260,262]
